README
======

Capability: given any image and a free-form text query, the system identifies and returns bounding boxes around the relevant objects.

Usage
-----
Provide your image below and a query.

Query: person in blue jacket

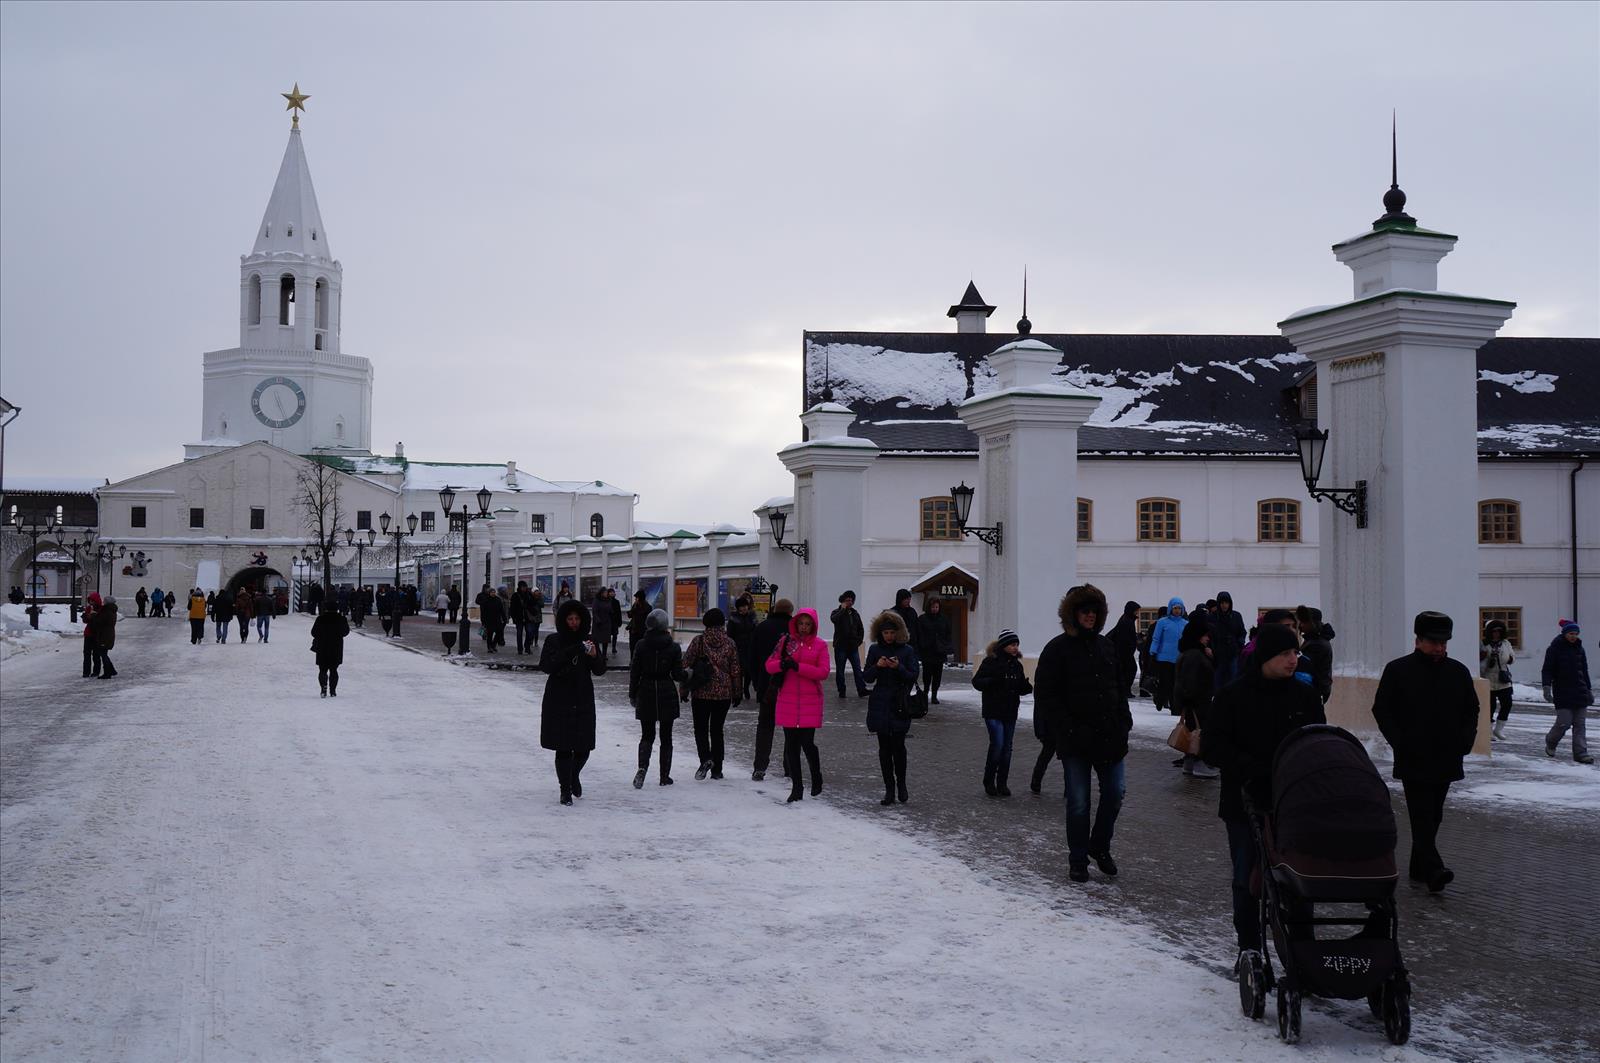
[1148,596,1188,715]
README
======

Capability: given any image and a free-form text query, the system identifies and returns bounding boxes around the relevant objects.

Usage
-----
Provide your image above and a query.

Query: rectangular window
[1136,607,1162,635]
[189,507,205,529]
[530,514,546,534]
[1479,607,1523,651]
[1478,500,1521,544]
[920,498,959,541]
[420,511,436,533]
[1257,499,1301,542]
[1136,499,1179,542]
[1076,498,1092,542]
[356,510,371,531]
[250,507,265,530]
[131,505,147,529]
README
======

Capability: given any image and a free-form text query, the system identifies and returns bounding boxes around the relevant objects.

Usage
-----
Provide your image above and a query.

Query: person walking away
[1033,584,1132,882]
[254,587,274,643]
[749,597,795,780]
[509,581,533,653]
[1200,622,1324,967]
[149,588,164,619]
[682,607,743,780]
[188,589,207,644]
[1372,612,1481,892]
[864,610,919,804]
[973,628,1031,797]
[540,599,605,804]
[311,601,350,697]
[212,589,233,643]
[766,607,829,802]
[1148,597,1187,714]
[1108,600,1140,698]
[134,586,148,618]
[89,595,119,677]
[446,584,461,624]
[1175,611,1219,777]
[916,597,953,705]
[434,589,449,624]
[608,589,622,654]
[1542,621,1593,763]
[1480,619,1515,740]
[630,609,686,787]
[728,595,758,700]
[1211,591,1247,687]
[830,590,868,698]
[477,585,506,653]
[234,586,254,643]
[1296,606,1335,704]
[626,590,650,660]
[589,588,614,662]
[81,592,102,677]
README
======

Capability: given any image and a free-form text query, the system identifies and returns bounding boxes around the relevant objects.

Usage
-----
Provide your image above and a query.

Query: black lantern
[769,509,808,563]
[475,485,493,515]
[1292,426,1367,528]
[949,481,1002,554]
[379,512,391,534]
[438,486,456,514]
[406,512,419,535]
[438,486,493,653]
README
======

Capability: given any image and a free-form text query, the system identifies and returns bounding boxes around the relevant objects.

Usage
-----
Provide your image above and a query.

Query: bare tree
[293,459,345,596]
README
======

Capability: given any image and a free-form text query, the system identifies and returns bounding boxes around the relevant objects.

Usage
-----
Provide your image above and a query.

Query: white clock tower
[188,87,374,460]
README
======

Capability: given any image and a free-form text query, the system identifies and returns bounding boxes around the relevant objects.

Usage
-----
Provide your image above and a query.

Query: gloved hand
[782,657,799,672]
[1543,685,1554,704]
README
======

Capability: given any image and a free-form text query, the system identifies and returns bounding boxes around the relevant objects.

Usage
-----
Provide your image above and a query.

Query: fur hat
[838,590,856,603]
[1413,611,1453,641]
[702,607,725,628]
[1178,611,1211,653]
[1058,584,1109,635]
[870,610,909,643]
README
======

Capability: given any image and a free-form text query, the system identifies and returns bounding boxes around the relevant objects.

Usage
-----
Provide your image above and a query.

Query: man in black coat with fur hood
[1033,584,1133,883]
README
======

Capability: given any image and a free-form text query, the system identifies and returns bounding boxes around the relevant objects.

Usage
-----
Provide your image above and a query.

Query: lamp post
[768,508,809,563]
[439,485,493,654]
[344,525,377,622]
[1293,426,1368,529]
[950,481,1003,554]
[9,506,58,629]
[301,532,342,611]
[379,511,418,637]
[62,529,96,623]
[91,540,124,595]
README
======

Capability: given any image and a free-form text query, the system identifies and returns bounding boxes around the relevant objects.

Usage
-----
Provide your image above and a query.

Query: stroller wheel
[1276,985,1302,1044]
[1382,975,1411,1045]
[1237,950,1266,1020]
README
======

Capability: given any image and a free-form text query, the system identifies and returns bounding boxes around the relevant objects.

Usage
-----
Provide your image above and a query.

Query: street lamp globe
[769,509,788,544]
[379,512,391,534]
[438,486,457,514]
[475,485,493,516]
[950,481,976,527]
[407,512,419,535]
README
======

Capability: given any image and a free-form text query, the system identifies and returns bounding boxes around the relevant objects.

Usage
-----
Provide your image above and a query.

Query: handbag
[1167,719,1202,756]
[900,686,929,720]
[760,637,790,711]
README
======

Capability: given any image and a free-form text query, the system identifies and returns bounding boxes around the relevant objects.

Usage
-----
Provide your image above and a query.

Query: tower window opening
[315,335,323,350]
[248,274,261,326]
[286,224,293,237]
[279,274,296,326]
[315,278,329,330]
[311,229,317,241]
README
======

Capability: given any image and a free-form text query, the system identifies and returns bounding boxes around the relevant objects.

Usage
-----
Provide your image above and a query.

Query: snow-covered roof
[550,479,635,497]
[3,475,104,493]
[912,560,978,589]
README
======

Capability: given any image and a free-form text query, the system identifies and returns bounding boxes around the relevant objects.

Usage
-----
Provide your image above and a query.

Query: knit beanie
[995,629,1020,650]
[646,608,670,632]
[1561,619,1581,636]
[1253,622,1300,664]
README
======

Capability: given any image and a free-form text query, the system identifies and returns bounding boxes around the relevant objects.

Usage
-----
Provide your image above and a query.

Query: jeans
[238,616,250,641]
[215,619,229,642]
[835,644,865,695]
[691,698,731,770]
[921,658,944,699]
[1490,685,1513,722]
[256,614,271,641]
[83,637,100,676]
[639,717,673,778]
[1061,755,1126,868]
[1401,778,1451,878]
[1225,818,1260,950]
[984,718,1016,783]
[514,621,532,653]
[1547,709,1589,758]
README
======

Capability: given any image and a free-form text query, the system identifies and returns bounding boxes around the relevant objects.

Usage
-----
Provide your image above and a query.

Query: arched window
[279,274,296,326]
[1136,498,1179,542]
[334,417,344,441]
[1076,498,1092,542]
[919,496,959,540]
[1479,500,1521,543]
[315,277,329,330]
[248,274,262,326]
[1257,499,1301,542]
[589,513,604,537]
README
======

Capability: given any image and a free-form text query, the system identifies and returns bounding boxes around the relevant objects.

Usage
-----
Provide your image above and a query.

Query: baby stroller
[1237,724,1411,1045]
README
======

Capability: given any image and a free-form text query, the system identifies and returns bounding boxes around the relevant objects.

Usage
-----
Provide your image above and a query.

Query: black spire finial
[1016,266,1032,335]
[1374,111,1416,229]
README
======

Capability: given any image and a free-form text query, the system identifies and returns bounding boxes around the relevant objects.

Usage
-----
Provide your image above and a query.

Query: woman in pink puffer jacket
[765,607,830,803]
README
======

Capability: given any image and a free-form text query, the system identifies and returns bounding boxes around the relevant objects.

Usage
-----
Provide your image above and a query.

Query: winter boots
[1491,719,1506,740]
[633,769,647,789]
[695,761,711,781]
[984,766,999,797]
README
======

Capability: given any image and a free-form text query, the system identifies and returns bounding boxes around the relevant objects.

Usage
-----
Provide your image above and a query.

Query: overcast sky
[2,1,1596,524]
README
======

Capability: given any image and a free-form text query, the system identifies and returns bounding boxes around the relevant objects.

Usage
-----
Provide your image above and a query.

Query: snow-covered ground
[0,617,1457,1061]
[1,602,80,660]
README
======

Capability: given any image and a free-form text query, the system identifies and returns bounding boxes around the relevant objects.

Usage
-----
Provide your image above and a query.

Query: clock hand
[274,393,287,419]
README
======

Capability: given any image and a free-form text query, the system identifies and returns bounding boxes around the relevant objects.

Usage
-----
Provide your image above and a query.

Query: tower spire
[1374,110,1417,229]
[1016,266,1032,336]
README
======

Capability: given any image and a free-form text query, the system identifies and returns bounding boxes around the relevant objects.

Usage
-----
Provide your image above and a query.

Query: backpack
[686,637,715,691]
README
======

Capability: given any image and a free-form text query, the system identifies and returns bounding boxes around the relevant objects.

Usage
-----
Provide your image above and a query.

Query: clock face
[252,376,307,429]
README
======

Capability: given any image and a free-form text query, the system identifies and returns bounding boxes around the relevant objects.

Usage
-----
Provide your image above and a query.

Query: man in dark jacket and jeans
[1372,611,1481,892]
[1033,584,1133,882]
[750,597,794,780]
[829,590,867,698]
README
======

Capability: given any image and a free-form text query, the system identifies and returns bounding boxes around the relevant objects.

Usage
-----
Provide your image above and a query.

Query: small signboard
[674,577,706,620]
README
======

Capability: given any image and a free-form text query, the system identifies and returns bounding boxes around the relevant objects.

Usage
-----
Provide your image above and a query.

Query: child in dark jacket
[973,629,1033,796]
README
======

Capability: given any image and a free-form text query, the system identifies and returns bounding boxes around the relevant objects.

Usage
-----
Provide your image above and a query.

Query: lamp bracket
[957,521,1004,555]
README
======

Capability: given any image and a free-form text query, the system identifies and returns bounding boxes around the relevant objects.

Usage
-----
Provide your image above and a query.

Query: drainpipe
[1572,459,1587,623]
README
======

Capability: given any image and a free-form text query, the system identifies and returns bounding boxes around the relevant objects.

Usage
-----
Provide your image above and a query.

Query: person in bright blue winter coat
[1148,597,1188,715]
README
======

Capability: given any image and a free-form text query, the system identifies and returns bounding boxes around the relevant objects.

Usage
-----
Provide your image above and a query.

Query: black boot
[997,767,1012,798]
[880,788,897,806]
[806,745,823,797]
[786,784,803,803]
[984,765,998,797]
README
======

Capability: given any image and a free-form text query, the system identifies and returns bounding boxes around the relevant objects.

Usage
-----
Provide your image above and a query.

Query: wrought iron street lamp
[768,509,808,563]
[1294,426,1368,529]
[62,528,96,623]
[440,485,493,654]
[950,481,1003,554]
[91,540,124,595]
[9,506,58,628]
[344,526,378,602]
[379,511,419,636]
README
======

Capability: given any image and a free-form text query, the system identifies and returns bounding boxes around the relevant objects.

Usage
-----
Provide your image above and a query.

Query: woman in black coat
[310,602,350,697]
[1174,612,1218,777]
[864,611,919,805]
[973,628,1032,796]
[540,599,606,805]
[630,608,687,789]
[915,598,954,704]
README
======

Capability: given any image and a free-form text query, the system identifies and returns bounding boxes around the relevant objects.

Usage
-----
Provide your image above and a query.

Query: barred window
[1136,498,1179,542]
[530,514,546,534]
[356,510,372,531]
[1258,499,1301,542]
[420,511,435,532]
[1479,607,1522,650]
[920,497,959,541]
[1478,500,1521,544]
[1077,498,1092,542]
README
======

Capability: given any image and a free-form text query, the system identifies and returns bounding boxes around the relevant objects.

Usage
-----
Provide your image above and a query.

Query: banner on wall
[580,575,603,603]
[717,577,753,614]
[674,577,707,620]
[639,576,667,612]
[536,574,554,601]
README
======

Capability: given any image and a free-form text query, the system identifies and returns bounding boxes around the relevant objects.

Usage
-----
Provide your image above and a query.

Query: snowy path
[4,616,1455,1061]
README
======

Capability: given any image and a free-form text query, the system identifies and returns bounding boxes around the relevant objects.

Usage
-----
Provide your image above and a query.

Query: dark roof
[802,331,1600,457]
[946,281,995,318]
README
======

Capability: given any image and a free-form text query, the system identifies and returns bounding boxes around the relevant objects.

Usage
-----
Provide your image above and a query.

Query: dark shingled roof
[802,331,1600,457]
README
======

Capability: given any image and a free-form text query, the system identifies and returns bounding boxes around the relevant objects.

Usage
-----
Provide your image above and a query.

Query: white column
[665,540,681,620]
[599,543,611,593]
[958,339,1102,665]
[776,403,877,612]
[706,530,730,610]
[629,540,644,599]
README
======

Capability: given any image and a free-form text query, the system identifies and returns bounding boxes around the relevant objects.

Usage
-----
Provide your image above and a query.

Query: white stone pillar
[665,540,681,620]
[629,538,646,600]
[957,339,1102,665]
[1281,216,1512,747]
[776,403,878,612]
[705,528,732,611]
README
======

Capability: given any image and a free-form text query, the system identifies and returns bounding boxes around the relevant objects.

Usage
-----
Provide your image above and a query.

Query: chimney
[947,281,996,334]
[506,460,518,487]
[395,441,405,458]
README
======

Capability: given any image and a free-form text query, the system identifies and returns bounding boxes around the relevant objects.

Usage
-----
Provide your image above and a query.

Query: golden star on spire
[282,82,310,128]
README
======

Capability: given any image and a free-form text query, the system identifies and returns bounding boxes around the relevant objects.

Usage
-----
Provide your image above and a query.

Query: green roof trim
[1332,223,1458,251]
[1278,289,1517,328]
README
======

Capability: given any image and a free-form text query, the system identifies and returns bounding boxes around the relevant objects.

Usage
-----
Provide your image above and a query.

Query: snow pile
[1478,423,1600,451]
[1478,369,1557,394]
[1,604,79,660]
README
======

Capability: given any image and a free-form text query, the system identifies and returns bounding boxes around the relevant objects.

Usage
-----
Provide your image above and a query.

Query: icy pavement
[0,617,1577,1062]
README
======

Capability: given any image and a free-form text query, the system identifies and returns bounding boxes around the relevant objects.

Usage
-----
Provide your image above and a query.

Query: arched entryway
[224,567,289,615]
